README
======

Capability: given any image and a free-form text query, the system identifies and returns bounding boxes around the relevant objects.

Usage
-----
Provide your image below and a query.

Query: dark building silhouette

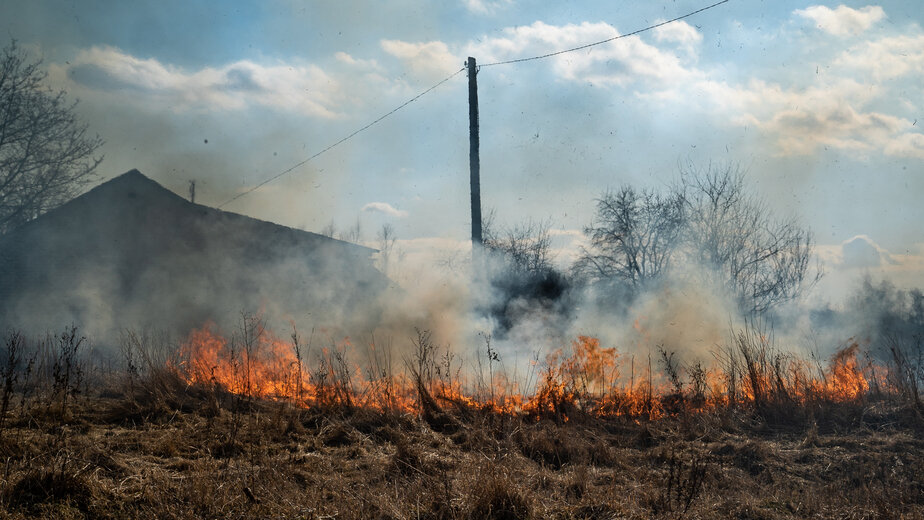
[0,170,388,342]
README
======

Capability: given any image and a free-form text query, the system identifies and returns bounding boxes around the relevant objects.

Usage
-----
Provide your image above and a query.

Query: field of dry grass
[0,327,922,519]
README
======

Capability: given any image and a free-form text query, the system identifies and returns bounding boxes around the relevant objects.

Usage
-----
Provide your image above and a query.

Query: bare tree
[0,40,104,234]
[681,165,819,315]
[483,210,554,275]
[375,223,399,276]
[577,165,819,316]
[337,219,362,244]
[575,186,685,288]
[319,220,336,238]
[481,210,572,338]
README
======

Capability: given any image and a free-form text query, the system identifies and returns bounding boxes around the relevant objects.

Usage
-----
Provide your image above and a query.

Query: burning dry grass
[164,322,911,424]
[0,324,922,519]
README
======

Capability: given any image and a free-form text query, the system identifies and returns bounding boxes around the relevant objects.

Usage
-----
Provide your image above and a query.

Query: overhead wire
[218,66,466,209]
[479,0,730,67]
[219,0,730,208]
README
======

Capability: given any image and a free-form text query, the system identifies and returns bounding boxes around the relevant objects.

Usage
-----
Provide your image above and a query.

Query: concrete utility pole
[467,57,482,262]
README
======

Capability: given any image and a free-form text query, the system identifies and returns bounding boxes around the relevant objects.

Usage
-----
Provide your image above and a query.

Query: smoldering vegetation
[477,164,820,364]
[809,277,924,399]
[0,313,921,519]
[1,163,923,518]
[0,163,919,396]
[0,162,901,381]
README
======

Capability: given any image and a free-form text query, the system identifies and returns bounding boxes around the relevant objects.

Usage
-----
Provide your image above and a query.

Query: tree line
[485,165,820,320]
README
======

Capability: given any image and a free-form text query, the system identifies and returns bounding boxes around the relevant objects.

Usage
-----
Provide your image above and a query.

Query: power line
[218,66,466,209]
[219,0,730,208]
[480,0,730,67]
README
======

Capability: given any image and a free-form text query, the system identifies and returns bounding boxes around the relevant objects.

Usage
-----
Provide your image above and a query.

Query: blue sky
[3,0,922,304]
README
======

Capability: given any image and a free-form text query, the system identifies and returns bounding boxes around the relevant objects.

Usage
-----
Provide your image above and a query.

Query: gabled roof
[0,169,389,341]
[3,168,375,257]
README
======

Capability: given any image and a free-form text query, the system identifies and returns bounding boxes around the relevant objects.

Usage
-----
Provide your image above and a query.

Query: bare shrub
[0,330,23,431]
[314,341,356,413]
[576,185,684,289]
[49,326,85,419]
[681,164,819,316]
[408,329,458,433]
[886,334,923,408]
[468,468,532,520]
[648,448,708,517]
[578,164,819,317]
[483,213,554,276]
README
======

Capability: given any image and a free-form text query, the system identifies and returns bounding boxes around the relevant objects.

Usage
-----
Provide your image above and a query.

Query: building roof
[0,170,389,341]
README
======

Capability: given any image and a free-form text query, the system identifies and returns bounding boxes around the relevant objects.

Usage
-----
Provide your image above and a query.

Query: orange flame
[171,322,881,420]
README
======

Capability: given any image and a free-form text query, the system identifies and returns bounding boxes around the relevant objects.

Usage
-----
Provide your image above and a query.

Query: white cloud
[468,21,699,87]
[362,202,409,218]
[814,240,924,302]
[639,6,924,159]
[653,20,703,54]
[884,132,924,159]
[334,51,382,71]
[817,235,899,270]
[794,5,886,36]
[466,16,917,160]
[462,0,513,15]
[841,235,891,268]
[380,40,460,81]
[547,228,584,239]
[764,100,906,156]
[650,70,920,158]
[835,34,924,81]
[50,46,349,118]
[547,228,587,267]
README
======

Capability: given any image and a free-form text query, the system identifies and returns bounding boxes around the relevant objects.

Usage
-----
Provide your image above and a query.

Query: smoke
[368,231,743,376]
[468,258,743,379]
[367,240,486,354]
[1,168,920,392]
[0,171,392,350]
[576,272,736,360]
[798,276,924,361]
[0,180,497,377]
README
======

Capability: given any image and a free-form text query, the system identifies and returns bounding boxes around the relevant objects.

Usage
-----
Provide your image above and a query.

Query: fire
[174,322,419,412]
[171,322,881,421]
[180,323,302,399]
[823,342,870,400]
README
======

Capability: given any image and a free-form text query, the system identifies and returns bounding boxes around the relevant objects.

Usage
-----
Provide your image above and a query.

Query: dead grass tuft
[5,468,95,515]
[468,472,532,520]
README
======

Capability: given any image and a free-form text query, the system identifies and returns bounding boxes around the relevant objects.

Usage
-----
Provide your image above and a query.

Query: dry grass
[0,325,922,519]
[0,391,920,519]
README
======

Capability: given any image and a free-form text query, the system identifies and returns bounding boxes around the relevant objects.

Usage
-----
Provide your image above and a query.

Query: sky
[2,0,922,305]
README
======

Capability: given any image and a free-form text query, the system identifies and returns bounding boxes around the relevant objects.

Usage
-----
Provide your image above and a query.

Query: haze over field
[3,6,924,519]
[1,1,922,360]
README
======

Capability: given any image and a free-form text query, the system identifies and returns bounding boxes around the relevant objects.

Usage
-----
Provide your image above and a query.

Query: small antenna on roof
[188,180,196,203]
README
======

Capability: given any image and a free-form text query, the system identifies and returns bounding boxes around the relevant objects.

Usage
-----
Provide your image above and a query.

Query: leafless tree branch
[0,40,103,234]
[577,164,821,315]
